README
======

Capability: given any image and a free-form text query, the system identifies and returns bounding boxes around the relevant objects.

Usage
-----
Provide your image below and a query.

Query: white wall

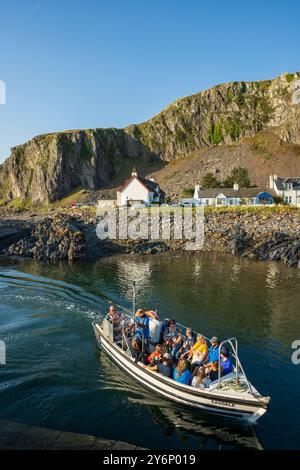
[120,178,151,206]
[274,186,300,205]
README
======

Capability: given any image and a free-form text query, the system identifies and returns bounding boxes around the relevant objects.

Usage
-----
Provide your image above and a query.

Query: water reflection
[1,254,300,449]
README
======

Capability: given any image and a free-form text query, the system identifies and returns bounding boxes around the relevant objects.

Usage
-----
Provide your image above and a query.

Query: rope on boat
[218,379,248,393]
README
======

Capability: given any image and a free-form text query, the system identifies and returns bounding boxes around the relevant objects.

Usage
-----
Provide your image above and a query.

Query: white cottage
[269,175,300,206]
[117,169,165,207]
[193,184,275,206]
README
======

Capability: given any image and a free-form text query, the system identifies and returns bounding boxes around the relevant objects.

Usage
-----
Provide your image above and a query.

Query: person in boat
[128,309,150,352]
[147,344,164,366]
[173,359,192,385]
[146,352,173,377]
[188,334,208,374]
[106,305,122,339]
[219,347,233,376]
[144,310,159,320]
[175,327,195,361]
[106,305,121,323]
[206,361,222,382]
[204,336,220,367]
[191,366,211,389]
[163,320,183,359]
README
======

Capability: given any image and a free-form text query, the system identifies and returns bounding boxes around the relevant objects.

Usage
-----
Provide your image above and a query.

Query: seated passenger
[175,327,195,361]
[191,367,211,389]
[173,359,192,385]
[203,336,220,370]
[188,334,208,373]
[220,347,233,375]
[147,344,164,366]
[131,335,143,353]
[163,320,183,359]
[146,353,172,377]
[207,361,222,382]
[160,319,170,342]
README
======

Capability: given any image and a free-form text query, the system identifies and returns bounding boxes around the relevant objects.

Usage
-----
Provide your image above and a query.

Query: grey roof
[197,188,276,198]
[139,177,165,195]
[120,175,165,197]
[274,177,300,190]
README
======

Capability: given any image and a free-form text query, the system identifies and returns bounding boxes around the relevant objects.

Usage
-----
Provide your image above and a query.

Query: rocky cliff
[1,207,299,268]
[1,72,300,204]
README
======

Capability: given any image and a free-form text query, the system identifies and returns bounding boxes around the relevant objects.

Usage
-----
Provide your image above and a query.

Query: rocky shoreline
[0,207,299,269]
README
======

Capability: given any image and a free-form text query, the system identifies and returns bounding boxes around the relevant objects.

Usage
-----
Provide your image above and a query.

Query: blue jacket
[173,368,192,385]
[208,345,220,362]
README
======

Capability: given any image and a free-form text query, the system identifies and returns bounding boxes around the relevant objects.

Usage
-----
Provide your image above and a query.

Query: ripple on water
[0,255,300,449]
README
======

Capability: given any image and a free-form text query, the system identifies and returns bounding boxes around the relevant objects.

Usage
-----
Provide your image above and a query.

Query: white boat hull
[93,323,268,423]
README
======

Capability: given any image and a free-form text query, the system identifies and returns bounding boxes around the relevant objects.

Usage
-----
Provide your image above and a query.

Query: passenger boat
[92,285,270,423]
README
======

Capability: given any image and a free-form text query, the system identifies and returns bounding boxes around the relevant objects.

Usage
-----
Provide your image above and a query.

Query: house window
[285,183,293,190]
[285,196,292,204]
[206,200,209,205]
[217,198,226,205]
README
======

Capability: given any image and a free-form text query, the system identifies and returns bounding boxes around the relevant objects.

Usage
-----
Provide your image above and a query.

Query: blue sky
[0,0,299,162]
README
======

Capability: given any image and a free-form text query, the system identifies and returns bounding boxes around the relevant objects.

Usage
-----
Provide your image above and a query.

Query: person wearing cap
[145,352,172,377]
[204,337,220,372]
[207,336,220,363]
[220,347,233,376]
[127,309,150,351]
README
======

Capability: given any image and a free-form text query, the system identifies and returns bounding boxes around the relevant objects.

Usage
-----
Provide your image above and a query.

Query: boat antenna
[132,282,136,318]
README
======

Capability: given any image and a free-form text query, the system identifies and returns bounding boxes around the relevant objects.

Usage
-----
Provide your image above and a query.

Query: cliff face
[130,72,300,160]
[1,72,300,204]
[0,129,155,204]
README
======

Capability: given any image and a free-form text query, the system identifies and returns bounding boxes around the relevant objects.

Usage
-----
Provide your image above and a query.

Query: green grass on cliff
[7,198,32,212]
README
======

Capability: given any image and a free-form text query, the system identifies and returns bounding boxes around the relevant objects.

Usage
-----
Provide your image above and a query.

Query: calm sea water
[0,253,300,450]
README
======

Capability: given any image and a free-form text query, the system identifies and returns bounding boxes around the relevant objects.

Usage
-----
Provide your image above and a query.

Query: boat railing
[121,319,134,358]
[175,322,255,396]
[217,337,254,396]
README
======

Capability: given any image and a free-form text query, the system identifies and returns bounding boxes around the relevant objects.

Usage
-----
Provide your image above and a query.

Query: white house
[269,175,300,206]
[193,183,275,207]
[117,168,165,207]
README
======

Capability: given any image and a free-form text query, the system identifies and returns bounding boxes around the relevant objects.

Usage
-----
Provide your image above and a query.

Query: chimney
[194,184,200,199]
[269,174,278,189]
[131,165,138,177]
[233,183,239,191]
